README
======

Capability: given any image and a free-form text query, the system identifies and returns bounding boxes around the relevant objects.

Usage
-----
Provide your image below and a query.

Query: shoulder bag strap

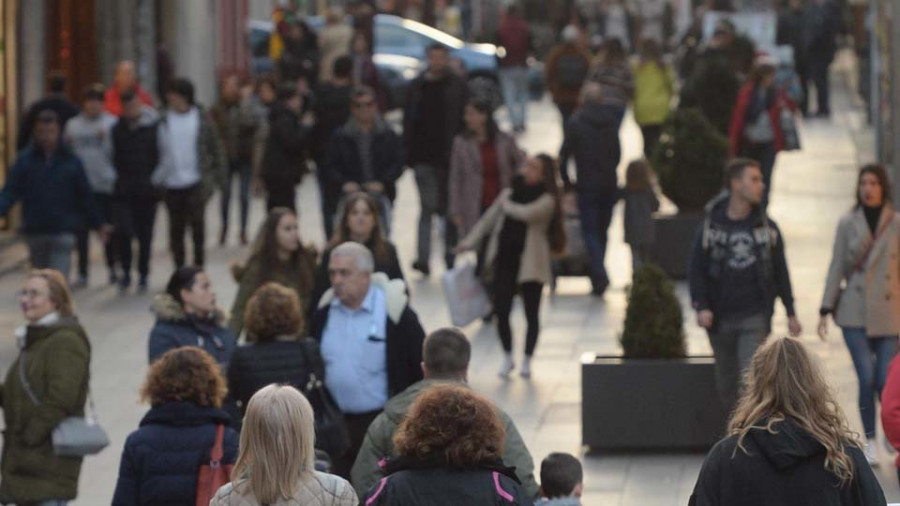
[17,352,40,406]
[211,424,225,464]
[854,212,895,272]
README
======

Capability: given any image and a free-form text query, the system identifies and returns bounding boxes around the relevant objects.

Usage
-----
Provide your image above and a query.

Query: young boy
[536,452,583,505]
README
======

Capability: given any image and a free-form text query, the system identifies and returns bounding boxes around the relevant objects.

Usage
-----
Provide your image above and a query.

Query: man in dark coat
[17,73,80,151]
[261,85,314,211]
[311,242,425,478]
[802,0,841,117]
[314,56,355,238]
[403,43,468,276]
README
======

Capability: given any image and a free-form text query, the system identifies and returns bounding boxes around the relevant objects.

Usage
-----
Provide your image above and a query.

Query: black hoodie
[560,102,622,196]
[689,418,886,506]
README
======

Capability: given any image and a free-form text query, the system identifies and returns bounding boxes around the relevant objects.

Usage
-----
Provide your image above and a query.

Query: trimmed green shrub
[651,108,729,213]
[621,263,686,359]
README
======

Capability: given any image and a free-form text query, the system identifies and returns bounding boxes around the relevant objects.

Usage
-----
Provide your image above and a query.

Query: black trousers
[640,124,663,160]
[116,197,158,280]
[807,57,831,115]
[494,280,544,356]
[332,410,381,479]
[164,184,205,268]
[266,182,297,212]
[76,192,116,277]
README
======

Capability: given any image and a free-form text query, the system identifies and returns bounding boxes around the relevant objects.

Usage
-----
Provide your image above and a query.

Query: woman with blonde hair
[211,384,357,506]
[689,336,886,506]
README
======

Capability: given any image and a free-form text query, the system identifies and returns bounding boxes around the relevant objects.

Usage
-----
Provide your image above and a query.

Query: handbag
[18,353,109,457]
[195,424,232,506]
[442,259,492,327]
[299,339,351,458]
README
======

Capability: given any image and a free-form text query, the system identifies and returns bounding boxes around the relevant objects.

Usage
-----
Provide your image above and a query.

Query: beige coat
[210,471,357,506]
[821,205,900,336]
[459,189,555,285]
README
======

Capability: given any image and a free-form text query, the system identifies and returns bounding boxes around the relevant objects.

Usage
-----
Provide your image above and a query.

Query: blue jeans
[25,233,76,280]
[842,328,898,438]
[577,193,617,292]
[499,66,529,130]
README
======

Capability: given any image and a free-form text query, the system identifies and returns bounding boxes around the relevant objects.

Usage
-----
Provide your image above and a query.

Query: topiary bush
[651,108,729,214]
[621,263,686,359]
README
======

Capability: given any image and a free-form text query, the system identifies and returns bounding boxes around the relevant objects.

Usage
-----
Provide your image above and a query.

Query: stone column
[18,0,46,108]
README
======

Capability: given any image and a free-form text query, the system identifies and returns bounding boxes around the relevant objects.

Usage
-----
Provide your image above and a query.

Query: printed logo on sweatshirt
[727,231,757,270]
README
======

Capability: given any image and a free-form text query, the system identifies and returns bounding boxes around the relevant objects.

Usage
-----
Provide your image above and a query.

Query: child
[624,160,660,271]
[633,38,676,159]
[537,453,583,505]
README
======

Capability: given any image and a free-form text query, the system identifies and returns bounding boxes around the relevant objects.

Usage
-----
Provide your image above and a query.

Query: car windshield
[397,18,463,49]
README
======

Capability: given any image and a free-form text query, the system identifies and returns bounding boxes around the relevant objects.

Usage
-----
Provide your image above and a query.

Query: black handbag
[298,339,351,458]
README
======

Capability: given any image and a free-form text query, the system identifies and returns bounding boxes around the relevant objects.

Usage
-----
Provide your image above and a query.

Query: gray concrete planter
[581,354,727,452]
[648,212,704,280]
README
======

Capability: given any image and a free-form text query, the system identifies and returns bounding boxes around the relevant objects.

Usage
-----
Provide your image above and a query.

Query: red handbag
[196,424,233,506]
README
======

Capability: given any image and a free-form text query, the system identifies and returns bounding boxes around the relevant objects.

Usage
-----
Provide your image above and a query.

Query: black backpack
[555,53,589,90]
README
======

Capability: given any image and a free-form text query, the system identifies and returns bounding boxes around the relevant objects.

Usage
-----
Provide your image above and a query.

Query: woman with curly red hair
[360,385,534,505]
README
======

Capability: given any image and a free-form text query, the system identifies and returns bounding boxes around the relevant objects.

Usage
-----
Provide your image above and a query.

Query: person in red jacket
[728,60,797,207]
[104,60,154,116]
[880,354,900,481]
[497,4,532,133]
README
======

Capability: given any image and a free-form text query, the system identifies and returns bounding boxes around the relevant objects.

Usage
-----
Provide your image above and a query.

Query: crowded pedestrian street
[0,49,893,504]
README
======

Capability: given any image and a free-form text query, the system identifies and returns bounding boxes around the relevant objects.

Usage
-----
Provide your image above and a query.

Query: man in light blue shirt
[312,241,426,477]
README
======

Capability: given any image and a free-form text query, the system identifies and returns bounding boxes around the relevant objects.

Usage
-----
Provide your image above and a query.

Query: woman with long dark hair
[310,192,405,313]
[690,337,886,505]
[819,164,900,465]
[230,207,317,337]
[449,98,525,241]
[457,154,565,378]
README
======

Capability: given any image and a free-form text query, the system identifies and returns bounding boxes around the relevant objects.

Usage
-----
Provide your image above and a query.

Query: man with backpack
[546,25,591,178]
[688,158,802,413]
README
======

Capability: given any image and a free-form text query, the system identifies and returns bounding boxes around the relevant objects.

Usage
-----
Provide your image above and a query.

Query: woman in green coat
[0,269,91,505]
[230,207,317,337]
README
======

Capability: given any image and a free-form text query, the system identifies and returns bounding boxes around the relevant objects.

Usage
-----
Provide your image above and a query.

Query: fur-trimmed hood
[151,293,228,326]
[316,273,408,323]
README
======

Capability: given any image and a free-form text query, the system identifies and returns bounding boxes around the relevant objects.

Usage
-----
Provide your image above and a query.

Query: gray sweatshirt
[64,112,118,194]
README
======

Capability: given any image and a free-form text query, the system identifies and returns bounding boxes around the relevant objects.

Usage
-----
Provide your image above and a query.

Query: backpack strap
[210,424,225,465]
[493,471,515,503]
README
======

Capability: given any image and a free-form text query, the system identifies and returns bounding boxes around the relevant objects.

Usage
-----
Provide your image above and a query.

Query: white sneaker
[519,357,532,378]
[499,354,515,378]
[864,438,880,467]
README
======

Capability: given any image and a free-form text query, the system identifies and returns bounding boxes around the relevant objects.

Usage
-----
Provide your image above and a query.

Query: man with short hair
[0,111,109,279]
[537,453,584,505]
[17,72,80,151]
[326,86,404,234]
[351,327,540,498]
[689,158,801,412]
[312,242,426,478]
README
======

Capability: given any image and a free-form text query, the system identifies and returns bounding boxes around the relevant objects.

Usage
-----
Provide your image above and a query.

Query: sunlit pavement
[0,51,895,505]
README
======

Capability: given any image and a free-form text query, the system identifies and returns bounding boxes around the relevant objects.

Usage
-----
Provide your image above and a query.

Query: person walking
[449,98,526,242]
[251,77,278,196]
[104,60,154,117]
[777,0,810,116]
[819,164,900,464]
[457,155,565,378]
[560,83,622,296]
[633,38,676,158]
[148,266,237,367]
[261,84,314,211]
[351,328,539,497]
[689,337,887,505]
[153,77,227,269]
[349,32,386,111]
[325,86,405,234]
[111,347,240,506]
[64,84,119,287]
[0,270,91,506]
[0,110,108,280]
[545,25,591,173]
[311,242,426,478]
[802,0,840,117]
[112,91,160,293]
[310,192,405,314]
[313,57,355,238]
[211,75,259,247]
[729,61,797,206]
[689,158,802,413]
[17,72,80,151]
[230,208,317,337]
[404,43,468,277]
[318,7,354,84]
[359,385,534,505]
[623,160,660,271]
[497,4,532,134]
[279,21,320,89]
[210,385,358,506]
[587,38,634,125]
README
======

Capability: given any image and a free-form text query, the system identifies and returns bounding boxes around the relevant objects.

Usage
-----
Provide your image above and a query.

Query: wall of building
[160,0,219,105]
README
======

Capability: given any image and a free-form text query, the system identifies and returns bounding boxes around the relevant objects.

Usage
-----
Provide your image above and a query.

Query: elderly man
[312,241,426,478]
[105,60,154,116]
[351,327,540,498]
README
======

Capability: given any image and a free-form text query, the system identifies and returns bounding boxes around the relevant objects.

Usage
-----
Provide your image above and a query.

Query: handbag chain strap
[17,350,100,424]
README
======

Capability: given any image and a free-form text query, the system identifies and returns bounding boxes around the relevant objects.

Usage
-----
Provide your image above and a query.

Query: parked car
[249,15,543,110]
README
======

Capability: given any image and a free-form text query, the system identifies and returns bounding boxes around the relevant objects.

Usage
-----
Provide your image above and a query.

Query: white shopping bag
[441,261,492,327]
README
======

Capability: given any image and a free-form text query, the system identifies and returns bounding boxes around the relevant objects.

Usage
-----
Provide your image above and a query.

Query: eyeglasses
[18,289,48,299]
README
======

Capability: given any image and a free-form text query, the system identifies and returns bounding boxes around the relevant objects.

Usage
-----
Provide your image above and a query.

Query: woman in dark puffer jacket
[112,347,239,506]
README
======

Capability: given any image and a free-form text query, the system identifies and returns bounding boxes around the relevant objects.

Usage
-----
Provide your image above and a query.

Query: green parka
[0,317,90,503]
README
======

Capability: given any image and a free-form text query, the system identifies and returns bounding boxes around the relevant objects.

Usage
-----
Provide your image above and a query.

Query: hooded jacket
[111,402,239,506]
[147,294,237,367]
[689,418,886,506]
[262,104,312,187]
[311,273,425,400]
[688,194,796,322]
[361,454,534,506]
[154,105,228,201]
[351,379,540,498]
[112,106,161,201]
[559,103,622,194]
[0,317,90,504]
[210,471,357,506]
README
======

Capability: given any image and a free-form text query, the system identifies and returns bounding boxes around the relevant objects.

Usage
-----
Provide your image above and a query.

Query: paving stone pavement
[0,53,897,505]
